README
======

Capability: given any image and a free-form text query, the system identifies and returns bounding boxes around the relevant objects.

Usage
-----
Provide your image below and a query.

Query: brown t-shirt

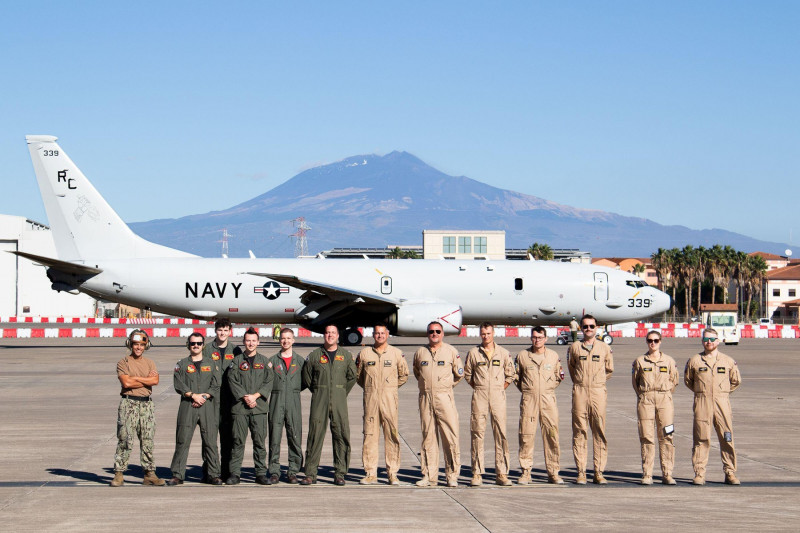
[117,355,157,397]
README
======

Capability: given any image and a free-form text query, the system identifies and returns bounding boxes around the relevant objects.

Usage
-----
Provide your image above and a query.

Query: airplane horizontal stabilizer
[11,251,103,276]
[246,272,399,306]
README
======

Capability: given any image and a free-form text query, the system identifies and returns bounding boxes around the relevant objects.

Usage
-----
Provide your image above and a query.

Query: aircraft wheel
[603,335,614,345]
[343,328,363,346]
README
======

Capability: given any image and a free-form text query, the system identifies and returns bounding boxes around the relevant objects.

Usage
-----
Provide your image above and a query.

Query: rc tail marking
[26,135,195,262]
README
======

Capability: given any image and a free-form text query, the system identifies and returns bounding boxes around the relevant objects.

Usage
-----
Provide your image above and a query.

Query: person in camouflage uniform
[110,329,165,487]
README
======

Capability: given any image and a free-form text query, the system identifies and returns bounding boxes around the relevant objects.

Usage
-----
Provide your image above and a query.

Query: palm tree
[401,250,420,259]
[677,245,700,319]
[650,249,671,320]
[695,245,707,309]
[527,242,554,261]
[707,245,725,303]
[745,255,768,321]
[632,262,646,278]
[387,246,403,259]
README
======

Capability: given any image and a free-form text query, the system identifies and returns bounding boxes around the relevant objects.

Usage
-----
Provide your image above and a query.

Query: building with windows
[764,263,800,323]
[423,230,506,260]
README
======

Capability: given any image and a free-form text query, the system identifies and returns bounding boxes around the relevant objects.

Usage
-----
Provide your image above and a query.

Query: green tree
[387,246,403,259]
[527,242,554,261]
[632,262,646,278]
[745,255,768,322]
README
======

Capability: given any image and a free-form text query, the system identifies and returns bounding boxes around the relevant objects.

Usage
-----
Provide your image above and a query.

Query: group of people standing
[109,315,741,487]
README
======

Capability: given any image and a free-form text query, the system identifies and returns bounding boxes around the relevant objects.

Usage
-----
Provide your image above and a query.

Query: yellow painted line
[375,268,383,275]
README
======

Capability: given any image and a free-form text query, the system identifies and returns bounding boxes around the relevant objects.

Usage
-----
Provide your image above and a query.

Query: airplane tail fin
[26,135,194,262]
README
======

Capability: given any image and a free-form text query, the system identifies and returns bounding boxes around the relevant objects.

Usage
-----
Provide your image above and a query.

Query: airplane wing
[11,251,103,275]
[246,272,399,306]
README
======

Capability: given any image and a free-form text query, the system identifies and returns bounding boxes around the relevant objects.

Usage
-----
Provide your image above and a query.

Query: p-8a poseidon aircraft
[17,135,671,344]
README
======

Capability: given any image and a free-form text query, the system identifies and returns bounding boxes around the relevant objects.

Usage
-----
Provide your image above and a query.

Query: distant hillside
[130,151,789,258]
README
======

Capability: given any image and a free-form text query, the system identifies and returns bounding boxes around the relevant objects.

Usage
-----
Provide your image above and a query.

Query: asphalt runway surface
[1,336,798,531]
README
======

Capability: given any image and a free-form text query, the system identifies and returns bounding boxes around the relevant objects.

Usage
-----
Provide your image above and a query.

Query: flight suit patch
[545,364,552,370]
[492,360,501,366]
[225,354,234,360]
[592,355,600,362]
[187,364,196,373]
[384,360,392,367]
[458,368,464,375]
[320,355,329,364]
[664,424,674,435]
[699,367,709,372]
[437,361,445,366]
[211,352,220,361]
[253,363,264,369]
[174,364,180,372]
[200,365,211,372]
[239,362,249,371]
[367,361,376,366]
[724,431,732,442]
[659,367,668,372]
[579,356,587,361]
[335,355,344,361]
[717,367,726,373]
[421,361,429,366]
[643,367,652,372]
[477,361,487,366]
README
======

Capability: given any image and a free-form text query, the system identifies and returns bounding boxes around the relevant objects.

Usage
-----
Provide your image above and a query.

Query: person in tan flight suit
[568,314,613,485]
[631,330,679,486]
[515,326,564,484]
[464,322,516,487]
[413,321,464,487]
[684,328,742,486]
[356,323,409,485]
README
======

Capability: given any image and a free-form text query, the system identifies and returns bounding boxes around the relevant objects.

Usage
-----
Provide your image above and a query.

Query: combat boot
[143,471,165,486]
[415,476,432,487]
[692,475,705,485]
[109,471,124,487]
[470,474,482,487]
[359,473,378,485]
[724,473,741,485]
[548,475,565,485]
[640,475,653,485]
[495,475,512,486]
[593,472,608,485]
[662,474,676,485]
[575,471,587,485]
[517,470,531,485]
[446,475,458,487]
[388,474,400,485]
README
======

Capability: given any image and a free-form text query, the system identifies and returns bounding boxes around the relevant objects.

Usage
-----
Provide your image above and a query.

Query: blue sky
[2,1,798,247]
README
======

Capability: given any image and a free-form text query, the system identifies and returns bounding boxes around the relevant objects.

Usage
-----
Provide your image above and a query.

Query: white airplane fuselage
[21,134,672,338]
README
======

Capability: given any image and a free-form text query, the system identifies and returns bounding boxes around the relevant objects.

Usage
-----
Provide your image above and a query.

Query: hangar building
[0,214,95,317]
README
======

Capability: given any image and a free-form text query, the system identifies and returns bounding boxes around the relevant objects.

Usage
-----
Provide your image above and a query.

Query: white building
[422,230,507,260]
[0,214,95,317]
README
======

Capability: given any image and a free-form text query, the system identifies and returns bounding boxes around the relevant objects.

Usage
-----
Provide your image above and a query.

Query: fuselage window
[514,278,523,291]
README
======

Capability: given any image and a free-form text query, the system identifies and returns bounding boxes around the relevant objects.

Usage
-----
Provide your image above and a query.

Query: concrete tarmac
[0,336,798,531]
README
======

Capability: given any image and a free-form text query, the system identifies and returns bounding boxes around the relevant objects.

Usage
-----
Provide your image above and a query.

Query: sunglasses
[581,324,596,330]
[646,338,660,344]
[188,341,203,346]
[427,329,442,335]
[532,336,546,341]
[702,337,718,343]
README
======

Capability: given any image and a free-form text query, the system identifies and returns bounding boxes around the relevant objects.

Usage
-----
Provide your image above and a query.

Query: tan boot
[388,474,400,485]
[143,470,165,486]
[724,473,741,485]
[662,474,676,485]
[359,474,378,485]
[641,475,653,485]
[517,470,531,485]
[575,471,587,485]
[593,472,608,485]
[548,475,565,485]
[109,471,124,487]
[692,475,705,486]
[470,475,482,487]
[495,474,512,486]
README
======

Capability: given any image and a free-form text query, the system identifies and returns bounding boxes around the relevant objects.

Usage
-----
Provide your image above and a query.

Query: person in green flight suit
[226,327,274,485]
[267,328,307,484]
[202,318,238,481]
[167,332,223,485]
[300,324,357,486]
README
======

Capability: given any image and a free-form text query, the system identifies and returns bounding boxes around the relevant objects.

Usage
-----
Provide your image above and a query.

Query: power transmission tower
[219,228,232,257]
[290,217,310,257]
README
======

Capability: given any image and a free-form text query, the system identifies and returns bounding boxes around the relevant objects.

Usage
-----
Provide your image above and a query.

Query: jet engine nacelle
[390,303,463,336]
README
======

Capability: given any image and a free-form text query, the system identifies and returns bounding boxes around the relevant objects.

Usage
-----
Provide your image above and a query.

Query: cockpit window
[626,280,649,288]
